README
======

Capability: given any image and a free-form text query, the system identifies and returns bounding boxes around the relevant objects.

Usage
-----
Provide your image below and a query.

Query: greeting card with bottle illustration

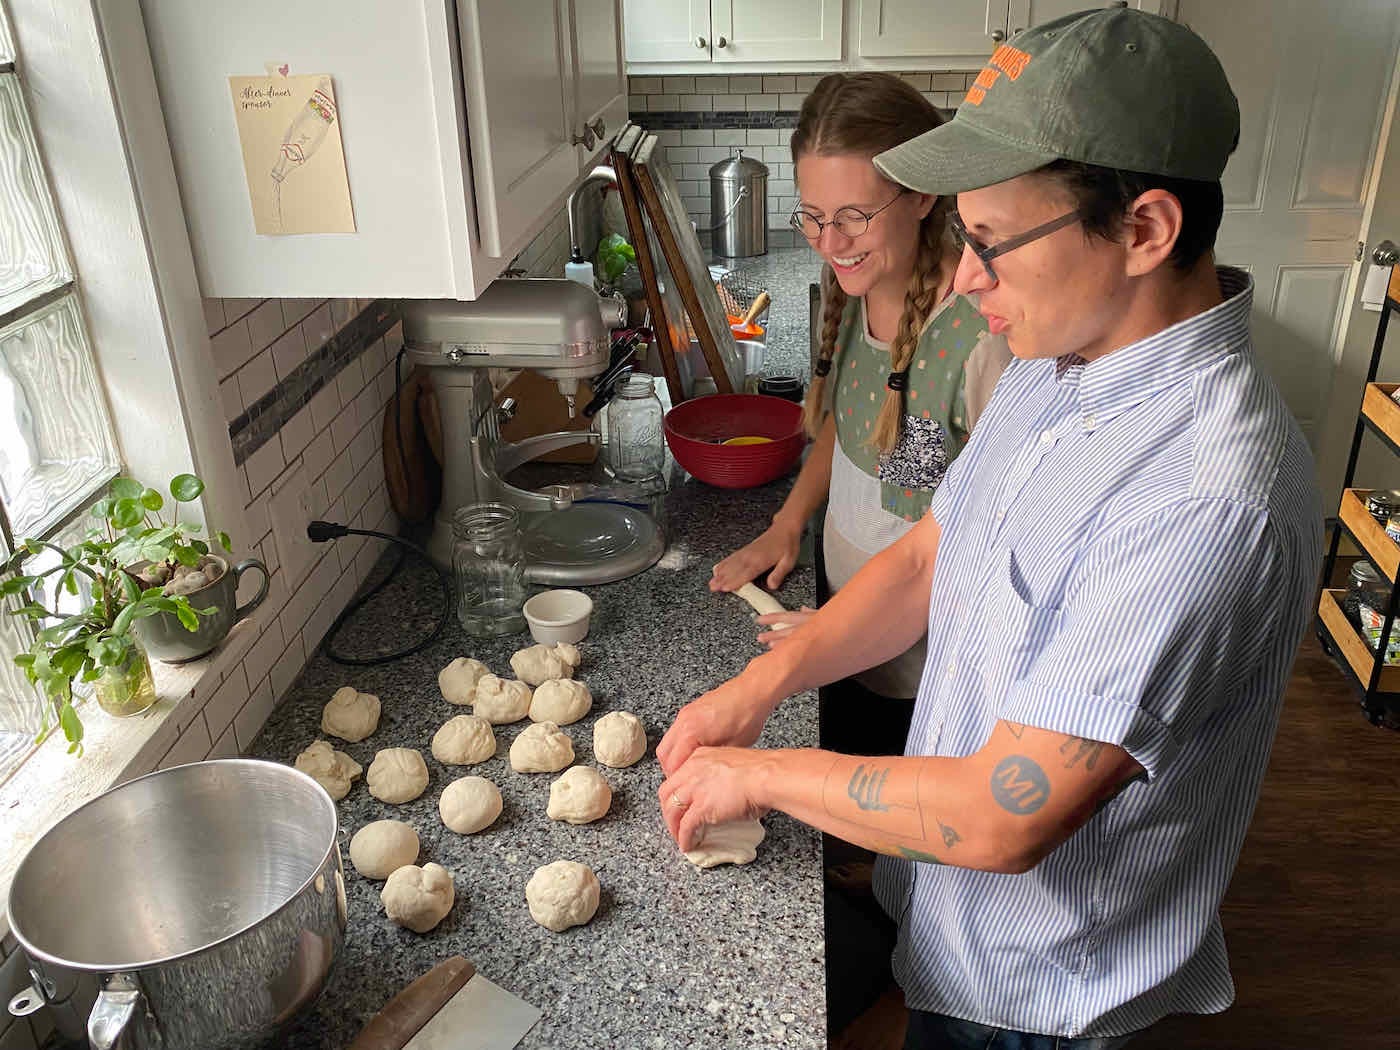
[229,73,356,235]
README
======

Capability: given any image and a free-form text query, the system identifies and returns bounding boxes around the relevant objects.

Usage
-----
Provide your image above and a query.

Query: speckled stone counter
[249,469,824,1050]
[712,247,823,382]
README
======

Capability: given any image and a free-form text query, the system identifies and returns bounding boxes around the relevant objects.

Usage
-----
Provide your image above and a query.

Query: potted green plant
[0,473,253,753]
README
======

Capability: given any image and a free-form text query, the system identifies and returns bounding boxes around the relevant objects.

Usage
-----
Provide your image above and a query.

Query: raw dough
[439,775,503,834]
[431,714,496,765]
[528,679,593,725]
[381,862,454,933]
[684,819,766,869]
[471,675,533,725]
[293,739,362,800]
[509,721,574,773]
[592,711,647,768]
[349,819,419,879]
[320,686,381,742]
[510,642,582,687]
[438,657,491,706]
[525,860,600,932]
[366,748,430,804]
[734,583,792,631]
[546,766,612,824]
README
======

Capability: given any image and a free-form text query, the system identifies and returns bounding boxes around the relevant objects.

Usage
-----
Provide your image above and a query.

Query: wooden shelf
[1317,589,1400,692]
[1340,488,1400,580]
[1361,383,1400,449]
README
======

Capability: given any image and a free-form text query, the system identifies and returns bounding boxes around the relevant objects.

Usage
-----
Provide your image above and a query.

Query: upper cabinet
[625,0,842,65]
[139,0,623,300]
[858,0,1009,58]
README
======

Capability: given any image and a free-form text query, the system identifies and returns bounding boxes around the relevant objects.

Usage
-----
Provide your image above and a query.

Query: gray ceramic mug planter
[131,554,269,663]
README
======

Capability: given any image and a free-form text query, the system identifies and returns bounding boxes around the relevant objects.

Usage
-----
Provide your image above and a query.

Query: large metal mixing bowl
[6,759,347,1049]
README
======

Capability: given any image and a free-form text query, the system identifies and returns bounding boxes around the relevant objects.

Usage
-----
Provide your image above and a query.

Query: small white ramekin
[522,589,593,644]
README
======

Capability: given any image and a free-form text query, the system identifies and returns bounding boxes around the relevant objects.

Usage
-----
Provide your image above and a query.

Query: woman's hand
[709,520,803,592]
[657,676,779,776]
[756,607,817,646]
[657,746,771,851]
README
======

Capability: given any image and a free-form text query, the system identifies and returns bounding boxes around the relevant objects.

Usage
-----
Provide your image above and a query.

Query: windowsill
[0,617,260,944]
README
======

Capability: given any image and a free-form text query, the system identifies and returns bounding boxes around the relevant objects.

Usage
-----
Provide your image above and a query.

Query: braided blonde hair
[791,73,950,452]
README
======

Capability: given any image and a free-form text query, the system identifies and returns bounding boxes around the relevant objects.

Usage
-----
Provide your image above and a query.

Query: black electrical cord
[307,521,453,666]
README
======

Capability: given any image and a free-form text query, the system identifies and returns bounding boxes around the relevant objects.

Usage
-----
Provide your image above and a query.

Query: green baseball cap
[874,8,1240,195]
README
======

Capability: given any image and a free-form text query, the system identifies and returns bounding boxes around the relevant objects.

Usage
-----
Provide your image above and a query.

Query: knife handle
[348,956,476,1050]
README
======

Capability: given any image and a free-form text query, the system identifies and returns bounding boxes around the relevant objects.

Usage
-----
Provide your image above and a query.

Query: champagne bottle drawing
[270,77,337,231]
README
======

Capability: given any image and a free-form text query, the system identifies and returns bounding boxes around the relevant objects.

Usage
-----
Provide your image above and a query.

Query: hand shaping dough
[734,583,793,631]
[546,766,612,824]
[684,819,766,869]
[438,657,491,706]
[349,819,419,879]
[293,739,362,800]
[528,679,593,725]
[471,675,532,725]
[525,860,600,932]
[510,642,582,686]
[509,721,574,773]
[366,748,430,804]
[320,685,381,742]
[592,711,647,768]
[431,714,496,765]
[381,862,454,933]
[440,775,503,834]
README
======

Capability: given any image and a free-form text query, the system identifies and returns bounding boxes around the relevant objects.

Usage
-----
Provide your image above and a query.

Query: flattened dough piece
[684,819,766,869]
[733,583,793,630]
[293,739,362,800]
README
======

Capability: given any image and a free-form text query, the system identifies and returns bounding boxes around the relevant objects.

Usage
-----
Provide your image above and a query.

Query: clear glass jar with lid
[451,502,526,636]
[607,373,665,481]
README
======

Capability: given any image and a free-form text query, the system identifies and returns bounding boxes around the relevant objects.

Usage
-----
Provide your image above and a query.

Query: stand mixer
[401,279,666,585]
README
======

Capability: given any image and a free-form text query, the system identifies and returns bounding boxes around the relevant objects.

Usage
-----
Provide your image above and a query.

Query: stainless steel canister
[709,149,769,259]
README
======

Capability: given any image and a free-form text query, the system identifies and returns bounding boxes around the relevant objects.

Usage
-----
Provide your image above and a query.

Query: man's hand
[657,746,771,851]
[656,676,779,776]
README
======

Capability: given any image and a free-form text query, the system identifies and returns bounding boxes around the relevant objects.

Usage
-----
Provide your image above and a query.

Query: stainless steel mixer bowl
[6,759,347,1049]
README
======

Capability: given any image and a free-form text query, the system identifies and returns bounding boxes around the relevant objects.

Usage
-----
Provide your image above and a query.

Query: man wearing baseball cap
[657,9,1322,1046]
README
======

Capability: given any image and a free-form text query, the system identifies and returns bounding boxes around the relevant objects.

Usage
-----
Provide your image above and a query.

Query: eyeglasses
[949,209,1082,281]
[790,190,907,241]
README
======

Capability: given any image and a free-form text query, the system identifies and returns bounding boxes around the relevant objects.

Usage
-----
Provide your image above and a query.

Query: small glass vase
[94,642,158,718]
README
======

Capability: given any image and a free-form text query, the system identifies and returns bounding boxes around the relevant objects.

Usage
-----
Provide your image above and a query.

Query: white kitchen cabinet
[138,0,622,300]
[624,0,842,65]
[1008,0,1169,37]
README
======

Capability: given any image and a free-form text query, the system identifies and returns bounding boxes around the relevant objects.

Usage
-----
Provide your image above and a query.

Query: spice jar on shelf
[1345,560,1400,665]
[1367,489,1400,524]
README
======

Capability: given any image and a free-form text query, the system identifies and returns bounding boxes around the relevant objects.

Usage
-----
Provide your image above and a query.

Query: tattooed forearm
[847,763,891,812]
[990,755,1050,814]
[938,820,961,848]
[898,846,945,864]
[1060,735,1104,770]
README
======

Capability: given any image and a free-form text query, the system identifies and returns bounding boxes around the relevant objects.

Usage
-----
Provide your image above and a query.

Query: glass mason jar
[607,374,665,481]
[451,502,527,637]
[94,640,158,718]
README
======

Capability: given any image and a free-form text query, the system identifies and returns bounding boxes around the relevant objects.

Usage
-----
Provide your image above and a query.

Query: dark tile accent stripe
[632,110,799,130]
[229,299,403,467]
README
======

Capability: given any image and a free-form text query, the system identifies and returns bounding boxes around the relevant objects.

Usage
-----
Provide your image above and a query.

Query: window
[0,2,121,782]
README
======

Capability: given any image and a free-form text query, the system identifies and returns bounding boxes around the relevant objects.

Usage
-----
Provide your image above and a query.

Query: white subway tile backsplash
[681,129,714,146]
[349,422,379,476]
[336,357,365,406]
[743,94,769,111]
[211,318,254,380]
[655,130,683,148]
[712,94,745,110]
[219,377,244,424]
[237,348,279,407]
[259,533,280,578]
[240,622,284,704]
[233,675,276,751]
[933,73,969,91]
[302,428,335,482]
[244,438,284,500]
[303,303,335,349]
[633,76,662,94]
[793,75,823,91]
[204,664,251,740]
[650,93,678,110]
[695,146,732,164]
[779,93,807,110]
[727,74,762,92]
[281,298,323,330]
[246,299,288,353]
[353,385,383,440]
[159,713,212,769]
[222,298,262,324]
[628,94,647,112]
[270,325,309,382]
[679,94,713,112]
[713,130,746,147]
[761,145,789,163]
[762,75,796,93]
[324,447,355,505]
[269,631,305,703]
[203,297,226,336]
[900,72,932,91]
[280,404,316,463]
[208,724,240,759]
[310,383,341,435]
[330,405,359,454]
[663,76,694,94]
[667,146,699,164]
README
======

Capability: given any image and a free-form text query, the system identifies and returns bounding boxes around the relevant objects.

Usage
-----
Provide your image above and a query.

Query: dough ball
[439,775,503,834]
[528,679,593,726]
[509,642,582,687]
[366,747,430,804]
[320,685,381,743]
[438,657,491,706]
[349,819,419,879]
[526,860,600,932]
[684,819,766,869]
[381,862,454,933]
[546,766,612,825]
[471,675,533,725]
[431,714,496,766]
[293,739,362,800]
[509,721,574,773]
[593,711,647,768]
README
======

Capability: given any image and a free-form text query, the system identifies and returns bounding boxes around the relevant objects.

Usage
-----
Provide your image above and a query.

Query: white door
[858,0,1010,59]
[711,0,843,63]
[570,0,629,168]
[457,0,580,257]
[623,0,712,62]
[1172,0,1400,484]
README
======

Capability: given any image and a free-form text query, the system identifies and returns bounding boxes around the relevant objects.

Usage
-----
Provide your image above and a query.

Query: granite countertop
[710,247,823,383]
[249,468,824,1050]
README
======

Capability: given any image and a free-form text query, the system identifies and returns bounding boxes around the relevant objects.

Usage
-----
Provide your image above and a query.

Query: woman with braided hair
[711,72,1010,750]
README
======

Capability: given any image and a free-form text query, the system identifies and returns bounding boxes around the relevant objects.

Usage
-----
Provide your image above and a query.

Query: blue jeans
[904,1010,1139,1050]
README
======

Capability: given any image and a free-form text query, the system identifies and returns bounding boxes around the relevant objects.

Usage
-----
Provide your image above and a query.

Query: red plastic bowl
[664,393,806,489]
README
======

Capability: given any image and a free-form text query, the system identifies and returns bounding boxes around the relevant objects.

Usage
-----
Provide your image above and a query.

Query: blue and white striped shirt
[873,269,1322,1037]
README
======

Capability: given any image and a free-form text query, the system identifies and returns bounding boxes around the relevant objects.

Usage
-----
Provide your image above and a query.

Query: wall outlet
[268,464,318,590]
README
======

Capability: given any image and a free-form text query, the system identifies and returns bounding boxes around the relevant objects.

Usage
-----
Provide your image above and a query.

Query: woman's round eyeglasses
[789,190,907,241]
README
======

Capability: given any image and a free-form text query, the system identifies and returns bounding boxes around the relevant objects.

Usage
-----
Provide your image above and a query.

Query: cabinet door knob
[587,117,606,140]
[1375,240,1400,267]
[695,35,707,48]
[572,127,597,151]
[716,35,727,48]
[991,28,1006,42]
